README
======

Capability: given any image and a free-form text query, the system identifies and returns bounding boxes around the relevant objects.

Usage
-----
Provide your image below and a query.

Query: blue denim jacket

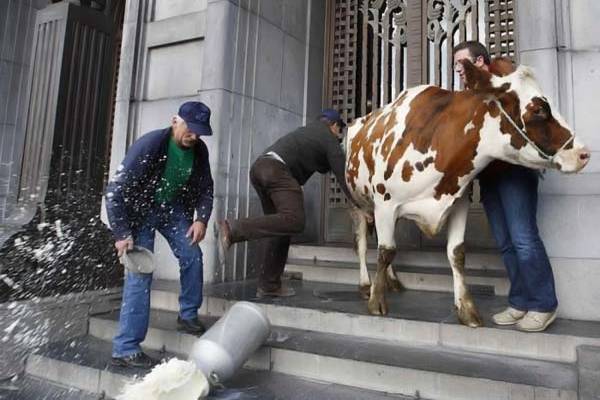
[105,127,213,240]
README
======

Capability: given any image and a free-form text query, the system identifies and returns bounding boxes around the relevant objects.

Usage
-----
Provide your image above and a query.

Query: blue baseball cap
[178,101,213,136]
[319,109,346,128]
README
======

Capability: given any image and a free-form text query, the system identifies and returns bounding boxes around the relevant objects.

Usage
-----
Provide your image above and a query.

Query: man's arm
[326,142,361,209]
[194,142,214,226]
[105,136,158,241]
[185,143,213,245]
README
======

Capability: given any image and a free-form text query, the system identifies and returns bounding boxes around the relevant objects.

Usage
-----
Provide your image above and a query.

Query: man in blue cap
[105,101,214,368]
[218,110,360,298]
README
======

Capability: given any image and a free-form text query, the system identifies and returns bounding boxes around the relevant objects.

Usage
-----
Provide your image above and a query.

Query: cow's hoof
[385,276,404,292]
[456,305,484,328]
[359,284,371,300]
[367,290,388,315]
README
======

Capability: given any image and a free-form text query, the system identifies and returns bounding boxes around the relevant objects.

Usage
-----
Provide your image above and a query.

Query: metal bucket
[189,301,271,385]
[120,246,155,274]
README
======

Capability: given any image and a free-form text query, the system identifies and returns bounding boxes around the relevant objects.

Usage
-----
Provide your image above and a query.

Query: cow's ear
[460,59,493,90]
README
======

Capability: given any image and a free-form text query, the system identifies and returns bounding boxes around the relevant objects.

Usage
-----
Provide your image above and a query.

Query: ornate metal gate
[323,0,517,247]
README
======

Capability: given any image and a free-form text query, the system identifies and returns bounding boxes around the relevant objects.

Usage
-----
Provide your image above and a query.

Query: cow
[344,59,590,328]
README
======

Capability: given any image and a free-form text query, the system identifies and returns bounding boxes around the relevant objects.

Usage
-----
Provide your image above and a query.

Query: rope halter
[493,99,574,163]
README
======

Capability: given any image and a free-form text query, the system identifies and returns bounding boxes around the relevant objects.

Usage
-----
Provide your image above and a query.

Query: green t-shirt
[154,137,195,204]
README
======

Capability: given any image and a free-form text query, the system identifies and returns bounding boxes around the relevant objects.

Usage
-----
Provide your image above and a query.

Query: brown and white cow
[345,60,590,327]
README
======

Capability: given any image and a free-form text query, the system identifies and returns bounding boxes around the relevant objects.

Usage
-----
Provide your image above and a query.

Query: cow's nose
[580,151,590,161]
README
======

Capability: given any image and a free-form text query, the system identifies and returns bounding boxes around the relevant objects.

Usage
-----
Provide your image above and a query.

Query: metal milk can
[189,301,271,385]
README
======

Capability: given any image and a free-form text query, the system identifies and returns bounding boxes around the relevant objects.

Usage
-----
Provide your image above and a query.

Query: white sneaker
[492,307,527,326]
[517,310,557,332]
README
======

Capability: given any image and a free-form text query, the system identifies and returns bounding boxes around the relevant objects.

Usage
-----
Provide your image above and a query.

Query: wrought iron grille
[359,0,408,114]
[325,0,517,212]
[326,0,358,208]
[486,0,517,60]
[426,0,480,89]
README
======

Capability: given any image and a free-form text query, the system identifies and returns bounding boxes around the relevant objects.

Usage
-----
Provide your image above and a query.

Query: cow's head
[460,59,590,173]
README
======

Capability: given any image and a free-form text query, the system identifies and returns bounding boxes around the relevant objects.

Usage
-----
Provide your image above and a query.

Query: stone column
[0,0,51,244]
[516,0,600,321]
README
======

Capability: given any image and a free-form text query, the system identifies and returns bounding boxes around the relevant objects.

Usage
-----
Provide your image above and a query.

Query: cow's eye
[534,107,547,119]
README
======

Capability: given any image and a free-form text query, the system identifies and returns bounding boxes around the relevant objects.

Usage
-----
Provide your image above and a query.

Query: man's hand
[115,238,134,257]
[186,221,207,245]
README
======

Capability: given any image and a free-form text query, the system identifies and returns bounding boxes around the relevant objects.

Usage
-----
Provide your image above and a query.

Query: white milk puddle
[117,302,272,400]
[117,358,209,400]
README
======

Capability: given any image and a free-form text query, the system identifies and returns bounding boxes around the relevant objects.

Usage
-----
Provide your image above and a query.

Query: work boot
[111,352,160,369]
[256,285,296,299]
[177,316,206,336]
[516,310,557,332]
[217,220,232,265]
[492,307,527,326]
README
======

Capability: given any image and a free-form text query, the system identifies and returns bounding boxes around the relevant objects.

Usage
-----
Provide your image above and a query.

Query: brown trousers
[229,157,305,291]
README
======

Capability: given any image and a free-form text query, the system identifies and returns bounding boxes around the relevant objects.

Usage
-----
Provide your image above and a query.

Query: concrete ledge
[285,259,509,295]
[26,348,577,400]
[27,335,409,400]
[578,345,600,370]
[25,336,165,399]
[0,288,121,379]
[89,314,271,372]
[146,11,207,48]
[269,349,575,400]
[0,376,99,400]
[90,310,577,393]
[27,353,139,399]
[27,354,101,394]
[288,244,505,270]
[152,0,207,22]
[579,369,600,400]
[578,345,600,399]
[150,279,600,363]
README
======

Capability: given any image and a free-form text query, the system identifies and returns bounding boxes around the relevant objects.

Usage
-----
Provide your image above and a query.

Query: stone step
[284,258,509,296]
[289,244,505,271]
[0,375,101,400]
[87,309,577,400]
[150,279,600,364]
[0,224,21,249]
[25,335,413,400]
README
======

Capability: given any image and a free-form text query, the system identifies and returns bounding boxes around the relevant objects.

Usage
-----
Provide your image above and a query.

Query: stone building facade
[1,0,599,321]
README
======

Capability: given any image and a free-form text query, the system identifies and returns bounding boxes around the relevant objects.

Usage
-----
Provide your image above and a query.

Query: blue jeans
[480,165,557,312]
[112,203,203,357]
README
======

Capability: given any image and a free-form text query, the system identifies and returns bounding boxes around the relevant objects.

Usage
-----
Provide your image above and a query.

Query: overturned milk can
[189,301,271,385]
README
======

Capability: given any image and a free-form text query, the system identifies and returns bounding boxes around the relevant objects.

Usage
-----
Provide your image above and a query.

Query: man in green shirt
[106,101,214,368]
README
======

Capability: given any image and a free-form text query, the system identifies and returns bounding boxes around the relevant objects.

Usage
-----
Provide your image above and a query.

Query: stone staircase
[285,244,510,296]
[18,245,600,399]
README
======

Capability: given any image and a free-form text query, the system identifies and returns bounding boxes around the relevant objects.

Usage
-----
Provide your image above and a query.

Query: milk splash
[117,358,210,400]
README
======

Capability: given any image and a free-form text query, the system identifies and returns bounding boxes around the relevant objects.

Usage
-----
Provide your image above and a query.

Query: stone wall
[517,0,600,321]
[107,0,326,283]
[0,0,48,242]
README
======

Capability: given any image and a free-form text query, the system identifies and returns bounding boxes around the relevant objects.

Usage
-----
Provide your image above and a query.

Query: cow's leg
[447,194,483,328]
[385,264,403,292]
[368,207,396,315]
[350,208,371,299]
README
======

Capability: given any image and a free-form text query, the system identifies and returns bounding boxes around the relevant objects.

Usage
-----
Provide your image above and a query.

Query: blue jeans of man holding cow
[480,164,558,332]
[112,203,203,358]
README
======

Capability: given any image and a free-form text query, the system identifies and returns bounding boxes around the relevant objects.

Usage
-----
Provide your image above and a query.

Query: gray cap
[120,246,155,274]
